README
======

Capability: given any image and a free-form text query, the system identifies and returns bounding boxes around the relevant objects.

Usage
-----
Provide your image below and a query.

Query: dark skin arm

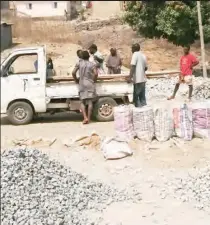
[119,58,122,67]
[94,55,104,64]
[126,65,136,83]
[93,67,98,83]
[72,66,79,84]
[191,61,199,68]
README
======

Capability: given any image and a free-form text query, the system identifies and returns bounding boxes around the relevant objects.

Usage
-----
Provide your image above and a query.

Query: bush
[123,1,210,46]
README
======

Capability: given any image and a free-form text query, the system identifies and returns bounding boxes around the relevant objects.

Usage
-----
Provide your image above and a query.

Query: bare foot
[167,96,175,100]
[82,119,89,124]
[187,98,192,102]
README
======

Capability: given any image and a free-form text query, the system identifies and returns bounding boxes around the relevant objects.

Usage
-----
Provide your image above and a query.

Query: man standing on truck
[106,48,122,74]
[72,51,98,124]
[88,44,105,74]
[126,43,148,107]
[167,46,199,101]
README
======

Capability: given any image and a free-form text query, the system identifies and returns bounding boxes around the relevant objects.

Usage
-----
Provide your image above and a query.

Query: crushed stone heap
[1,148,141,225]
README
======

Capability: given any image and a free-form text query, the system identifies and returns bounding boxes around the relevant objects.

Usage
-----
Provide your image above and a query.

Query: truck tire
[93,97,117,122]
[7,101,34,125]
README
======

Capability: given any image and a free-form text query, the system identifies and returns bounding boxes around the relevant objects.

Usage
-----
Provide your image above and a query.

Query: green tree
[123,1,210,46]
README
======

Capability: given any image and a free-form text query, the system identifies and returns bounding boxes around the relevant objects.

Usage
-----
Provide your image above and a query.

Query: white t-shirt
[130,51,147,84]
[90,51,104,73]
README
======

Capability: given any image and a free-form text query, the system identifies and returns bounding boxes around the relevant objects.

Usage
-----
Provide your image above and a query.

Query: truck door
[1,47,47,113]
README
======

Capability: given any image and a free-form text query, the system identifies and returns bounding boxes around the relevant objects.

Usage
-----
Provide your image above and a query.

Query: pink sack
[192,102,210,139]
[114,105,135,141]
[173,104,193,141]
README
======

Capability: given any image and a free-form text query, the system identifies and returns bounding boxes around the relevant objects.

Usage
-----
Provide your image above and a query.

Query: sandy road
[1,111,210,225]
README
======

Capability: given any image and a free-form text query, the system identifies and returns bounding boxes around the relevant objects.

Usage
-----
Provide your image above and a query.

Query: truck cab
[1,46,133,125]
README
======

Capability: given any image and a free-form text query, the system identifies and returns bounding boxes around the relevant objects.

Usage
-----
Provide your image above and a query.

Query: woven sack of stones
[173,104,193,141]
[113,105,135,141]
[154,108,174,142]
[192,102,210,139]
[133,106,154,142]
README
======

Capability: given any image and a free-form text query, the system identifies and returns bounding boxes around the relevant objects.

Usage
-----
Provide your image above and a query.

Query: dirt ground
[1,98,210,224]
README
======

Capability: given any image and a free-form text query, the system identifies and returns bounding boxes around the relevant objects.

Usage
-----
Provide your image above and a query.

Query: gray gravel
[1,148,141,225]
[146,77,210,100]
[163,166,210,214]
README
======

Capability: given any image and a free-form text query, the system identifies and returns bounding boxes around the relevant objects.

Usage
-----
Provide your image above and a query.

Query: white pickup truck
[1,46,133,125]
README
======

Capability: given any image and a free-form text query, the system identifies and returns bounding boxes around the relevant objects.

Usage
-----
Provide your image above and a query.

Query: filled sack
[100,137,133,160]
[173,104,193,141]
[154,108,174,142]
[192,102,210,139]
[133,106,154,142]
[113,105,135,141]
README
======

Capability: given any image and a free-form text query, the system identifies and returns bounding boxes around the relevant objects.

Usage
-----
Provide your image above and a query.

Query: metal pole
[197,1,207,78]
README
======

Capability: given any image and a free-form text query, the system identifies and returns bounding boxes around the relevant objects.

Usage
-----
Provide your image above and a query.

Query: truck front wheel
[7,101,34,125]
[93,97,117,122]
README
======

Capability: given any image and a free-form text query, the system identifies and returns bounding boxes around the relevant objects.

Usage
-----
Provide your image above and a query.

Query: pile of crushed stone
[1,148,141,225]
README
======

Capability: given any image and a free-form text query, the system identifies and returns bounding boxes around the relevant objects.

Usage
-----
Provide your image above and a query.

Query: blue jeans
[133,82,147,107]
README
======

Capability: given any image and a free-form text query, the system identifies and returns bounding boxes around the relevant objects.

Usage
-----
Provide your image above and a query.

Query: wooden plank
[47,70,179,82]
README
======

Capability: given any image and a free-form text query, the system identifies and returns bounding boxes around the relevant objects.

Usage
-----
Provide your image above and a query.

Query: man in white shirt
[88,44,105,74]
[126,43,148,107]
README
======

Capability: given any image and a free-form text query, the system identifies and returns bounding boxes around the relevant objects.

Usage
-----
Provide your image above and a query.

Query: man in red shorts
[167,46,199,101]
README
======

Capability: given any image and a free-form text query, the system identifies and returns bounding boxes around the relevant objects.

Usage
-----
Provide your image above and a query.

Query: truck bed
[46,80,133,99]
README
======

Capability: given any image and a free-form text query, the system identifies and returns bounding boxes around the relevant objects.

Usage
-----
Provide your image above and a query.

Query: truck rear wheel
[93,97,117,122]
[7,101,34,125]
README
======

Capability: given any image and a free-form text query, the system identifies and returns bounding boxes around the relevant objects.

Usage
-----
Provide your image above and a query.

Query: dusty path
[1,109,210,224]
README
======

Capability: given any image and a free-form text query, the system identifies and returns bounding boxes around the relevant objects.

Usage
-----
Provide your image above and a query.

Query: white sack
[154,108,174,142]
[100,137,133,160]
[133,106,154,142]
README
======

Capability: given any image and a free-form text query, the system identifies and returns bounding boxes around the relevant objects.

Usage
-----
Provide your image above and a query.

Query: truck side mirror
[8,66,14,74]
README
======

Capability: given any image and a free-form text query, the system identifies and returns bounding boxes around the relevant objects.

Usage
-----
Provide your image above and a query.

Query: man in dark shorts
[72,51,98,124]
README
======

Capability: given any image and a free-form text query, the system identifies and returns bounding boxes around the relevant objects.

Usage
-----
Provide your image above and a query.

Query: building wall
[1,24,12,51]
[91,1,122,19]
[15,1,68,18]
[1,1,9,9]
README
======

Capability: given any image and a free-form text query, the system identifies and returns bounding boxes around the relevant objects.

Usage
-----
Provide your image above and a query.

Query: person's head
[47,54,52,62]
[183,45,190,55]
[82,50,90,61]
[131,43,140,53]
[77,49,83,59]
[110,48,117,56]
[89,44,97,54]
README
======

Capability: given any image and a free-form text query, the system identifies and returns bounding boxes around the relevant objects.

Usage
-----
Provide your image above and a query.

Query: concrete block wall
[1,24,12,51]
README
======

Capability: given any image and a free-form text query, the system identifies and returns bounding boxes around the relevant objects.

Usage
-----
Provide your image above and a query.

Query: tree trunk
[197,1,207,78]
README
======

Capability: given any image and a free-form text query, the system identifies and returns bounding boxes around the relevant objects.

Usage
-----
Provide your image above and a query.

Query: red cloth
[180,54,198,76]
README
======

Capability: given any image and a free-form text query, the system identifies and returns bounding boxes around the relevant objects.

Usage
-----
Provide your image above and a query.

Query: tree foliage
[123,1,210,46]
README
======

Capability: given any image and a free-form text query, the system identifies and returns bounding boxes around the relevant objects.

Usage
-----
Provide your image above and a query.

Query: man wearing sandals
[167,46,199,101]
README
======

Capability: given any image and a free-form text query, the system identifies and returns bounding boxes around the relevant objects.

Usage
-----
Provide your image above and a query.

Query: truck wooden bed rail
[47,70,180,82]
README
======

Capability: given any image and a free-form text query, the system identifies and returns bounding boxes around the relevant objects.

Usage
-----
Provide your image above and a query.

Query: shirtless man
[168,46,199,101]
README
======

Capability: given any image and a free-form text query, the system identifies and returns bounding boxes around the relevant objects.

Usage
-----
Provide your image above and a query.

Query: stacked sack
[154,107,174,142]
[113,105,135,141]
[192,102,210,139]
[173,104,193,141]
[133,106,154,142]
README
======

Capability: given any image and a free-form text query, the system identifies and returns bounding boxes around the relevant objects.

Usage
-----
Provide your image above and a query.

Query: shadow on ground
[0,112,102,125]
